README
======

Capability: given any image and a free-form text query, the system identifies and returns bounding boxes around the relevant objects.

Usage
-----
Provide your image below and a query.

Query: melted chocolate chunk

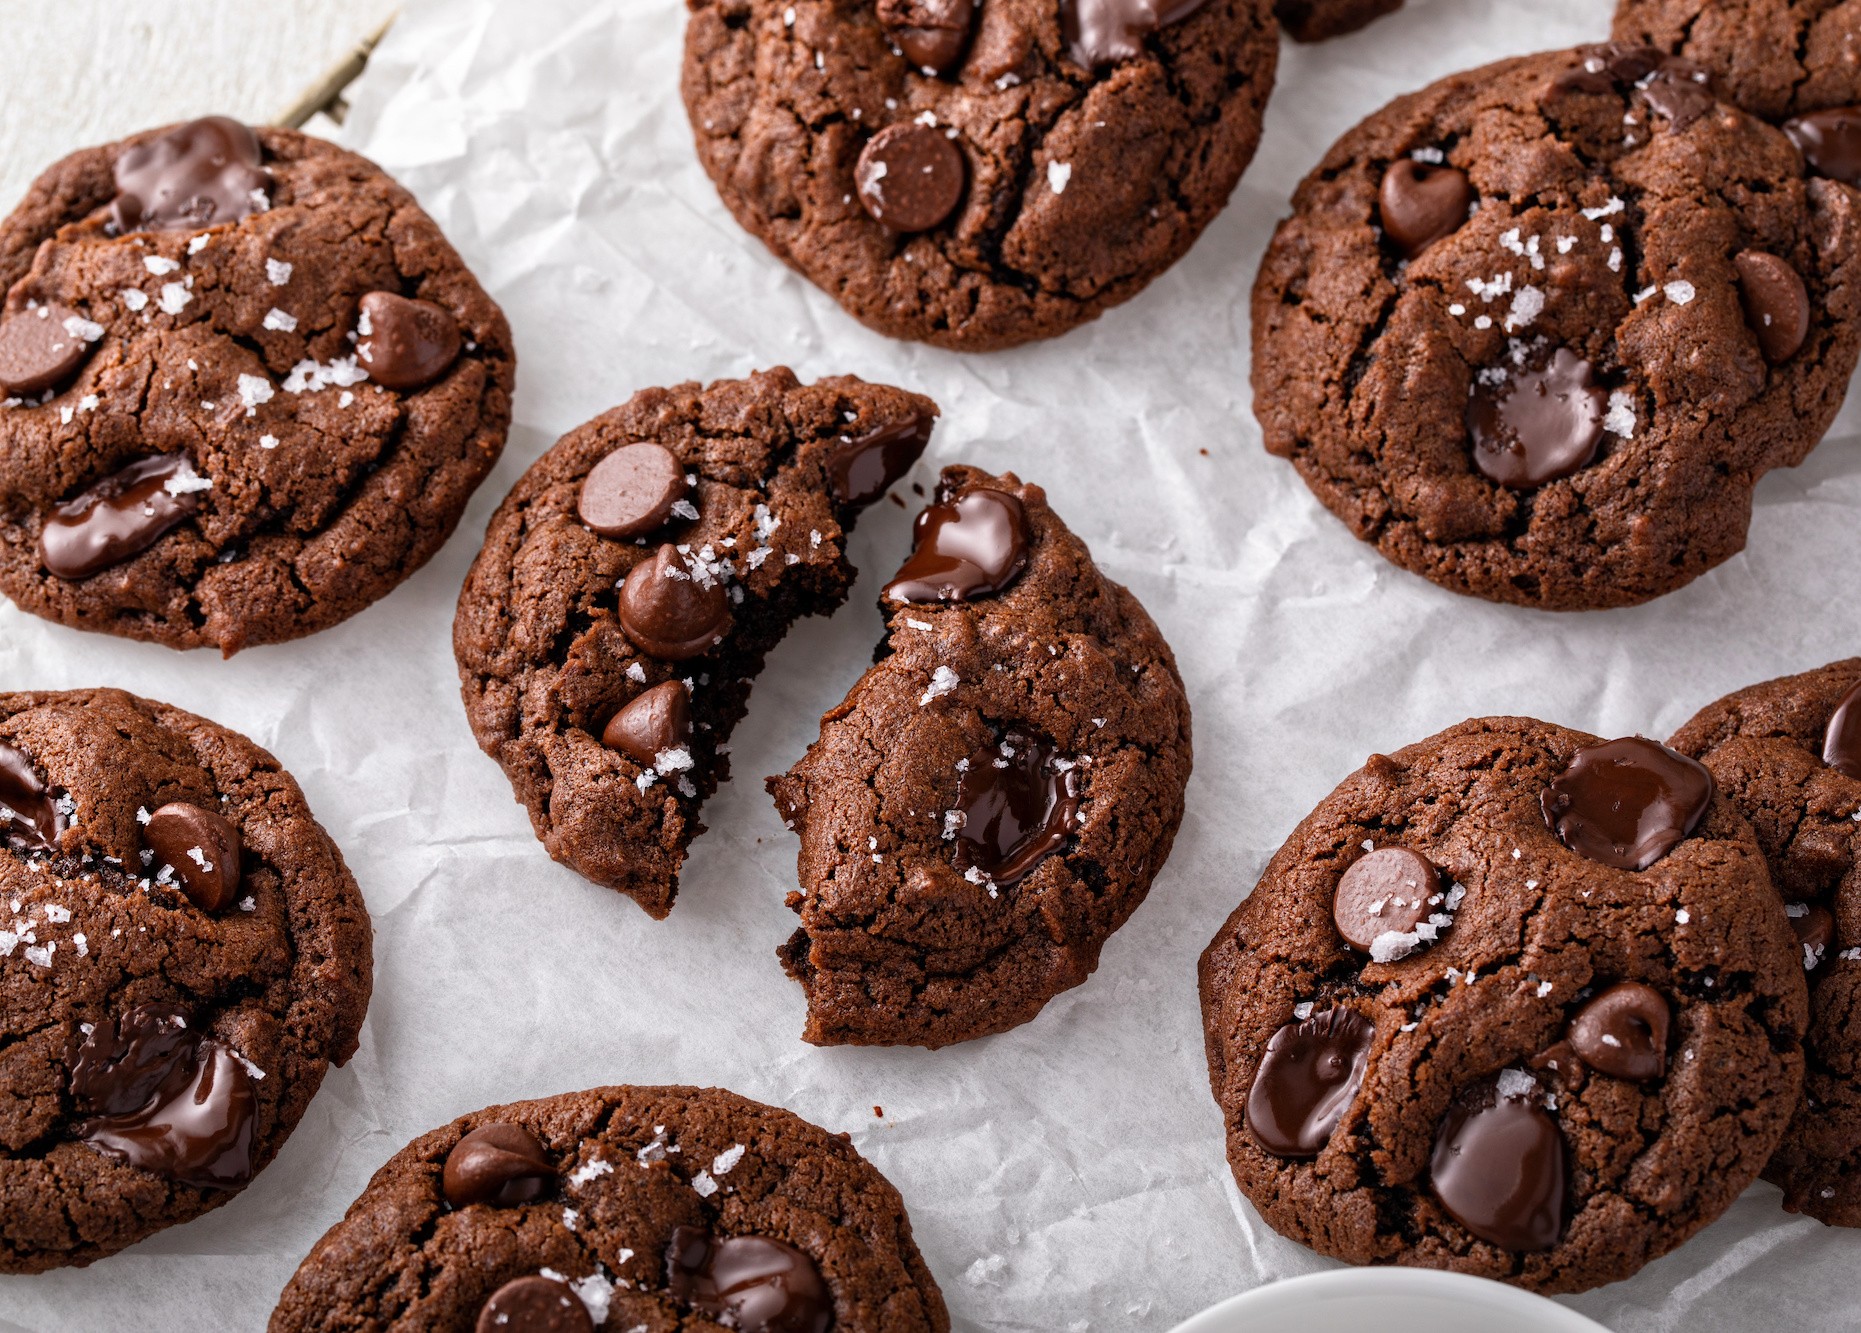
[1734,250,1811,365]
[1245,1007,1375,1158]
[109,117,272,235]
[883,487,1029,604]
[72,1005,257,1191]
[1785,107,1861,188]
[1549,45,1715,129]
[877,0,976,76]
[602,681,693,769]
[144,801,242,913]
[578,441,689,539]
[357,292,462,391]
[1378,160,1473,259]
[1331,846,1442,954]
[1541,736,1714,871]
[855,124,967,233]
[40,454,204,580]
[617,545,731,660]
[1062,0,1210,68]
[1565,982,1669,1081]
[442,1123,557,1208]
[1467,349,1608,490]
[1429,1075,1567,1252]
[828,413,933,507]
[1824,680,1861,780]
[950,729,1080,887]
[665,1226,833,1333]
[474,1275,593,1333]
[0,303,96,397]
[1791,903,1837,973]
[0,741,64,852]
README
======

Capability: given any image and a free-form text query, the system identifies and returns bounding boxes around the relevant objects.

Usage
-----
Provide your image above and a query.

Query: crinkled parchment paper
[1,0,1857,1328]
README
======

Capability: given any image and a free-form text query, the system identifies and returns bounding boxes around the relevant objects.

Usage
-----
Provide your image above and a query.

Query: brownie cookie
[1252,46,1861,610]
[1276,0,1402,42]
[0,688,372,1272]
[0,117,514,654]
[270,1085,949,1332]
[1199,716,1808,1293]
[681,0,1277,350]
[455,369,937,918]
[768,465,1192,1048]
[1669,659,1861,1226]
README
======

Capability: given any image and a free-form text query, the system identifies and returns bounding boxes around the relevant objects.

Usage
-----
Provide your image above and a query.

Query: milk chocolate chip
[144,801,242,913]
[0,742,63,852]
[1468,349,1607,490]
[1541,736,1714,871]
[828,412,933,506]
[357,292,461,391]
[1332,846,1443,955]
[1823,680,1861,779]
[1734,251,1810,364]
[578,442,689,539]
[617,545,731,660]
[1566,982,1669,1081]
[442,1123,557,1208]
[40,454,205,579]
[0,303,96,397]
[110,117,272,235]
[856,123,966,233]
[878,0,976,76]
[665,1226,833,1333]
[1245,1007,1375,1158]
[1785,107,1861,187]
[602,681,693,768]
[883,487,1029,604]
[1062,0,1210,68]
[949,729,1080,887]
[475,1276,593,1333]
[1378,160,1473,258]
[1429,1075,1567,1252]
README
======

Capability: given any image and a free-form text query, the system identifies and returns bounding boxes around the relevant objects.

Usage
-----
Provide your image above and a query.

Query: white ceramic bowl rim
[1168,1267,1612,1333]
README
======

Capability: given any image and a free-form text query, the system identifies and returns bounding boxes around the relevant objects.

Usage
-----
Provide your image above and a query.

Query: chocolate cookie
[0,688,372,1272]
[270,1085,949,1332]
[0,117,514,654]
[1276,0,1402,42]
[454,369,936,918]
[1199,716,1808,1293]
[1251,46,1861,610]
[681,0,1277,350]
[1669,659,1861,1226]
[768,465,1192,1048]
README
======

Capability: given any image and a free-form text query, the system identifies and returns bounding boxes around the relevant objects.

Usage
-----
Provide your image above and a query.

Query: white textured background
[1,1,1860,1331]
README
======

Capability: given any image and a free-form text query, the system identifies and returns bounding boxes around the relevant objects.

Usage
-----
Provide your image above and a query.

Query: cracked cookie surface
[0,688,372,1272]
[1670,659,1861,1226]
[454,369,937,918]
[1251,45,1861,610]
[0,123,513,654]
[270,1084,948,1332]
[768,464,1192,1048]
[1613,0,1861,120]
[681,0,1277,350]
[1198,716,1806,1293]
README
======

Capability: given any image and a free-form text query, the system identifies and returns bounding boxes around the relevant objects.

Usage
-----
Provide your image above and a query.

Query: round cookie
[455,369,937,919]
[768,464,1192,1048]
[270,1085,949,1332]
[0,117,514,654]
[1198,716,1807,1293]
[1251,45,1861,610]
[1277,0,1403,42]
[681,0,1277,351]
[1669,659,1861,1225]
[0,688,372,1272]
[1613,0,1861,123]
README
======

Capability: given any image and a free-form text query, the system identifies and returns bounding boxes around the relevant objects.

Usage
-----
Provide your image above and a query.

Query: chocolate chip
[578,442,688,539]
[1566,982,1669,1081]
[1734,250,1810,364]
[882,487,1029,604]
[602,681,693,768]
[855,124,966,233]
[1541,736,1715,871]
[1785,106,1861,187]
[1790,903,1837,973]
[877,0,976,76]
[109,117,272,235]
[40,454,204,580]
[1638,64,1716,129]
[617,544,731,660]
[950,729,1080,887]
[1467,349,1608,490]
[1245,1007,1375,1158]
[1378,160,1473,259]
[474,1276,593,1333]
[0,303,95,397]
[68,1003,195,1118]
[1062,0,1209,67]
[357,292,462,391]
[1429,1075,1567,1252]
[665,1226,832,1333]
[0,742,64,853]
[1823,679,1861,779]
[1332,846,1443,955]
[144,801,242,913]
[828,412,934,507]
[442,1123,557,1208]
[1548,45,1715,130]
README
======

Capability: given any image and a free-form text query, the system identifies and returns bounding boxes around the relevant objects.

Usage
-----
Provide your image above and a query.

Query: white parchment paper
[2,0,1858,1328]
